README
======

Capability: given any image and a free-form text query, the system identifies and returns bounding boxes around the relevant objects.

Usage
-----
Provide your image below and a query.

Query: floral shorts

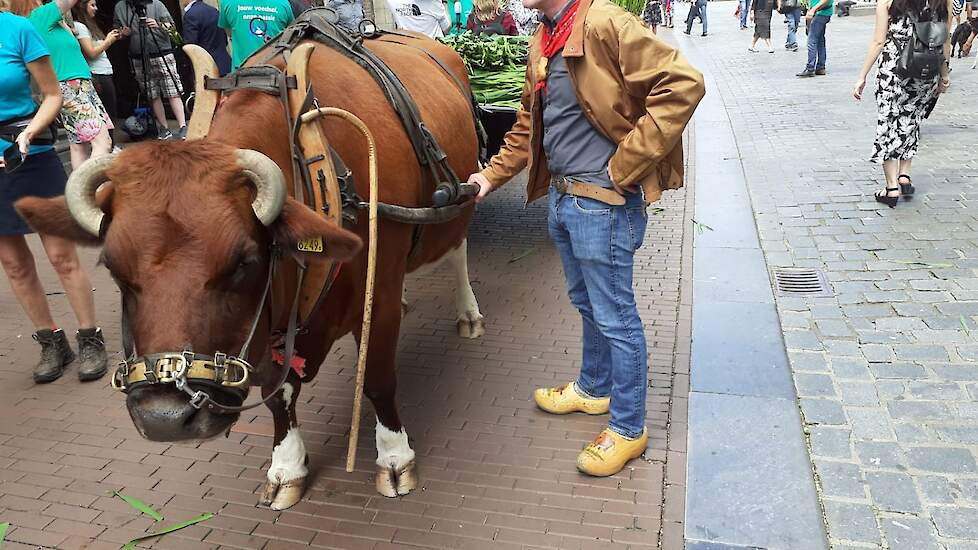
[58,79,114,145]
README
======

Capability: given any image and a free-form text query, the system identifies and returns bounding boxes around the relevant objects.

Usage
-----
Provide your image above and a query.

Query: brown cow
[15,37,485,510]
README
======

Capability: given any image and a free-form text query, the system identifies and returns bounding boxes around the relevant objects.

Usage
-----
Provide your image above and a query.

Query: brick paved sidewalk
[678,7,978,549]
[0,165,692,548]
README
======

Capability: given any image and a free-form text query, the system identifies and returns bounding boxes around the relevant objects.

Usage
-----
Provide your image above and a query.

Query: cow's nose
[126,385,239,442]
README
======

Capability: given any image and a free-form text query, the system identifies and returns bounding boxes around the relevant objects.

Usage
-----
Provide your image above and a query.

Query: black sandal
[875,186,901,208]
[898,174,915,197]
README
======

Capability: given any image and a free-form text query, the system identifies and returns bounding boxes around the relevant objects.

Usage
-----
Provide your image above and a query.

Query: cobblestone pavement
[678,7,978,549]
[0,163,692,546]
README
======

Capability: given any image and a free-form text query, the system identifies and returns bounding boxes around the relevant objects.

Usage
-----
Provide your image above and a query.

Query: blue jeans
[547,187,649,439]
[685,0,707,33]
[739,0,750,27]
[786,7,801,46]
[806,14,829,70]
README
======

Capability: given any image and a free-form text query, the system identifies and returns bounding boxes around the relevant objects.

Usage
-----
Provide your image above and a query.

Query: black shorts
[0,149,67,236]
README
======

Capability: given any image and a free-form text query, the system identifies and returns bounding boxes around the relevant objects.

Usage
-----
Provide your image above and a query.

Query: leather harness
[111,11,483,411]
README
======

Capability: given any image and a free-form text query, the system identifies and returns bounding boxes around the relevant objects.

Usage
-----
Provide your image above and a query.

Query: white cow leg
[446,239,485,339]
[259,382,308,510]
[374,417,417,497]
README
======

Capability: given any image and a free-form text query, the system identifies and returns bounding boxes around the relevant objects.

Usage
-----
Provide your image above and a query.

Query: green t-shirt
[28,2,91,81]
[814,0,835,17]
[218,0,294,70]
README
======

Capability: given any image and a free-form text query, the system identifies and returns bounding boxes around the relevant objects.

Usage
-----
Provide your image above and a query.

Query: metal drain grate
[772,267,833,296]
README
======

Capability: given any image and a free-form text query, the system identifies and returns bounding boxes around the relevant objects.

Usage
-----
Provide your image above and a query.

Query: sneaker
[769,47,776,53]
[748,47,758,52]
[533,382,610,415]
[157,127,174,140]
[815,68,827,75]
[576,427,649,477]
[76,328,108,381]
[701,32,708,36]
[797,68,817,77]
[175,126,188,140]
[786,43,799,51]
[32,329,75,383]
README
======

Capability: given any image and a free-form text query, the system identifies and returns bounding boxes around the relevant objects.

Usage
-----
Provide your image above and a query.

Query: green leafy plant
[439,32,529,108]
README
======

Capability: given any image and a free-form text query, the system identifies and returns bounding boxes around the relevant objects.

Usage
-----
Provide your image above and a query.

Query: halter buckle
[188,390,210,409]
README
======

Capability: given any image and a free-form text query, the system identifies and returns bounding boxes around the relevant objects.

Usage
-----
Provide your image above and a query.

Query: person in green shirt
[797,0,834,76]
[218,0,295,70]
[14,0,113,167]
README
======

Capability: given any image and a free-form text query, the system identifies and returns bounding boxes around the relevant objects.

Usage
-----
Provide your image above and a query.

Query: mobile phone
[3,144,24,173]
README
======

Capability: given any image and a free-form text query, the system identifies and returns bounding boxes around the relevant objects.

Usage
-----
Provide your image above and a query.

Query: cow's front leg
[361,290,418,497]
[446,239,485,339]
[258,373,307,510]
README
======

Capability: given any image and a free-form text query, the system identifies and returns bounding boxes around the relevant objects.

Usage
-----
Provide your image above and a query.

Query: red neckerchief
[534,0,581,93]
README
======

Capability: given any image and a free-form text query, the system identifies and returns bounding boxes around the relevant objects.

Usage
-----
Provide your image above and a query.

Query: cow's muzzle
[126,383,243,442]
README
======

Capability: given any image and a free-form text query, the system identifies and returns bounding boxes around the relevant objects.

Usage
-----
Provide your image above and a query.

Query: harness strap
[204,69,297,95]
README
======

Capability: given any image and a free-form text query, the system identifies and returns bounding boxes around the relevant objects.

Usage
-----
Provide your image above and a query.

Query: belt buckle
[553,177,571,194]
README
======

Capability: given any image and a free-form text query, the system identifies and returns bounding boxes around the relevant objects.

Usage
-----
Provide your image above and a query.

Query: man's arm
[807,0,828,17]
[607,17,705,190]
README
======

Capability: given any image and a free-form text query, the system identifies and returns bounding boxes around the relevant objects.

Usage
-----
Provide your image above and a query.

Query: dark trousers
[685,0,707,33]
[91,73,118,145]
[805,14,830,70]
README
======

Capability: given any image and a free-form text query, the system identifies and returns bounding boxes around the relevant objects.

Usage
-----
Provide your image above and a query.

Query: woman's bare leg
[0,235,55,331]
[38,234,96,329]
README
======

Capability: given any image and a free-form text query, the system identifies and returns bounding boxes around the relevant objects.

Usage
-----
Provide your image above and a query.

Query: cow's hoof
[457,316,485,339]
[375,460,418,498]
[258,477,306,510]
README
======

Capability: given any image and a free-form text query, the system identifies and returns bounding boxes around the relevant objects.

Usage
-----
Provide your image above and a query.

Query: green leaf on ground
[0,522,10,545]
[961,316,970,332]
[646,207,665,215]
[111,491,164,522]
[691,219,714,234]
[121,513,214,550]
[508,248,536,264]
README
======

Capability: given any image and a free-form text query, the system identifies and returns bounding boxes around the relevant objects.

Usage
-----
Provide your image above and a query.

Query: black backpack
[894,10,948,80]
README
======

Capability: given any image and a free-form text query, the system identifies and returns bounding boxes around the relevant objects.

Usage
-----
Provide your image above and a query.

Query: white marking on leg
[268,427,307,483]
[375,417,415,469]
[445,239,483,325]
[281,382,294,408]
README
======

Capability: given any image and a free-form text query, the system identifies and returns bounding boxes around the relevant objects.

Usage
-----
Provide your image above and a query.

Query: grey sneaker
[175,126,188,140]
[157,126,174,140]
[32,329,75,383]
[76,328,108,382]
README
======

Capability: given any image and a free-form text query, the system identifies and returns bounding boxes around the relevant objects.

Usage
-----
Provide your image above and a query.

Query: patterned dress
[642,0,664,26]
[871,15,941,162]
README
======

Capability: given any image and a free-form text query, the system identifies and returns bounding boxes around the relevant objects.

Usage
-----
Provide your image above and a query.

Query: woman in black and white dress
[853,0,951,207]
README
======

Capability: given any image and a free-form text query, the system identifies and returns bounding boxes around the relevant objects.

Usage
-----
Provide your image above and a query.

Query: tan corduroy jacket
[480,0,706,204]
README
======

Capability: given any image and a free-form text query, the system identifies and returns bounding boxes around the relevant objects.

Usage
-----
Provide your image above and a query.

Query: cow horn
[65,153,118,237]
[183,44,220,140]
[235,150,287,226]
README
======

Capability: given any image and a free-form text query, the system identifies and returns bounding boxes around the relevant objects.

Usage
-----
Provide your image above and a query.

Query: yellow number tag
[297,237,324,253]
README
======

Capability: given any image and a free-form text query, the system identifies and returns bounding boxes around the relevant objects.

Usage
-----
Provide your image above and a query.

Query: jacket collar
[562,0,593,58]
[534,0,593,58]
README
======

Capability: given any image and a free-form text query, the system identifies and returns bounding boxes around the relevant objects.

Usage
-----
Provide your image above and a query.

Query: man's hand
[16,131,31,158]
[938,76,951,94]
[120,26,132,37]
[144,17,159,29]
[469,173,492,203]
[608,166,638,195]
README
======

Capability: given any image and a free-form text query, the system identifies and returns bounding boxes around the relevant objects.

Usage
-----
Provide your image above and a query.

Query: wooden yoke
[285,44,346,324]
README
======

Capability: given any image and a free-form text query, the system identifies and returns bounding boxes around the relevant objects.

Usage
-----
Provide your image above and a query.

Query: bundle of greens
[439,32,530,109]
[613,0,645,16]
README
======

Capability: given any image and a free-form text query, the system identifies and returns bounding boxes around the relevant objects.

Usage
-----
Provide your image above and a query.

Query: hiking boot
[76,328,108,381]
[32,329,75,383]
[815,68,827,75]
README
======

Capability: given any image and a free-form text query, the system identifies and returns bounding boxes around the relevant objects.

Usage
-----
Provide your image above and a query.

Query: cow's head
[15,142,362,441]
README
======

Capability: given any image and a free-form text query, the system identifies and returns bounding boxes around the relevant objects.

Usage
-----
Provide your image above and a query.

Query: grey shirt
[540,5,616,187]
[114,0,175,57]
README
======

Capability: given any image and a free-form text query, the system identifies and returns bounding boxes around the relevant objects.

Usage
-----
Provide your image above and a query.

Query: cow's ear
[273,197,362,262]
[14,195,108,246]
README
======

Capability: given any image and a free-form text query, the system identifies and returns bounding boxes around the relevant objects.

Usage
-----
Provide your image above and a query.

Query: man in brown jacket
[469,0,704,476]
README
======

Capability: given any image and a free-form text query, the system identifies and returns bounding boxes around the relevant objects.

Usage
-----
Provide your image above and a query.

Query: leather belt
[552,176,625,206]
